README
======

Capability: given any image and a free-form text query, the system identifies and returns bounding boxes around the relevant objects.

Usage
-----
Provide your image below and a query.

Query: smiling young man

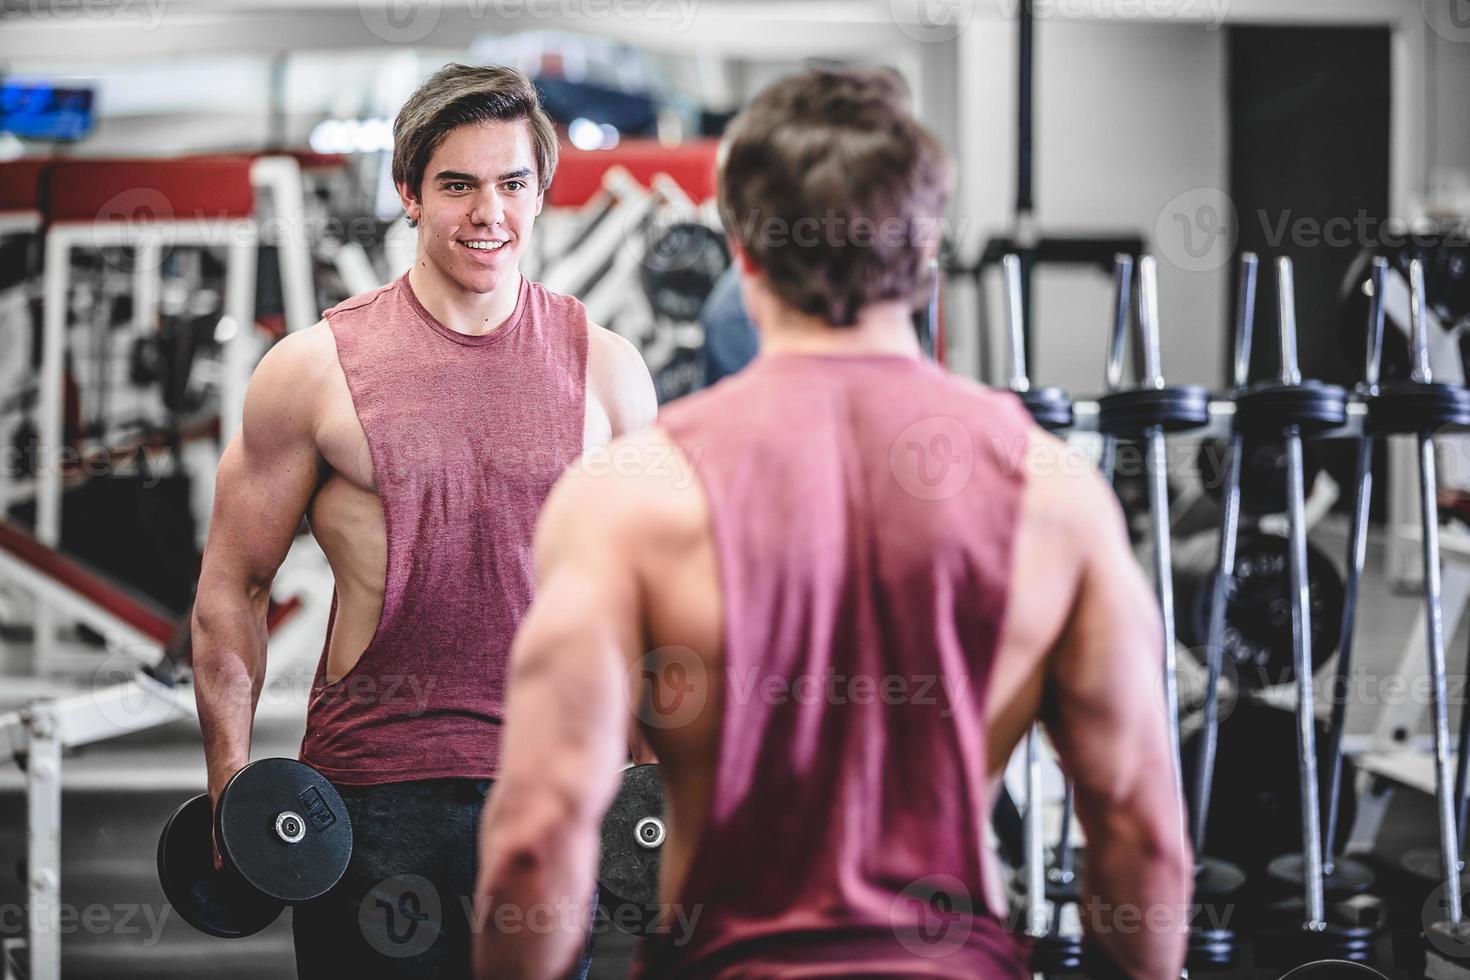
[190,64,655,978]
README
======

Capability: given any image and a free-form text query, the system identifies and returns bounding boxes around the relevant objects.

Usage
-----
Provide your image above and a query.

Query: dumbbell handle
[1137,256,1165,389]
[1409,257,1432,384]
[1002,254,1030,392]
[1285,428,1327,926]
[1320,257,1390,866]
[1232,253,1257,390]
[1363,257,1388,389]
[1275,257,1301,385]
[1105,254,1134,394]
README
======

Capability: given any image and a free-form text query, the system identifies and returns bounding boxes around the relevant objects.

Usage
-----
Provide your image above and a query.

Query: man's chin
[448,262,515,295]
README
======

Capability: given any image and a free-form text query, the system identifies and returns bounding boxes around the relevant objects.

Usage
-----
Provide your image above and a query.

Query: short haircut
[717,67,953,327]
[392,63,559,216]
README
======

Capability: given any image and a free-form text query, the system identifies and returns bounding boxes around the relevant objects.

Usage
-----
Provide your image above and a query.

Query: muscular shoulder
[586,323,657,436]
[241,320,341,450]
[1016,428,1123,565]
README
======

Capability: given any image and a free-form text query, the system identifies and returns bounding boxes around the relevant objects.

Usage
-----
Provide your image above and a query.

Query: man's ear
[398,182,422,225]
[534,188,546,218]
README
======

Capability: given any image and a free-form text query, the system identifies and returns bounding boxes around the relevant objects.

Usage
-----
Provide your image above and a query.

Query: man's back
[473,65,1189,980]
[626,351,1073,977]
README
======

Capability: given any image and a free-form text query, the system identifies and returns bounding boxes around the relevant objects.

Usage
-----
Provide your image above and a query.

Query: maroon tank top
[640,352,1034,979]
[300,273,587,784]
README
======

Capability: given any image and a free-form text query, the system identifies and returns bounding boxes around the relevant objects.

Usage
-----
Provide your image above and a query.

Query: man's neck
[758,302,924,359]
[407,260,522,337]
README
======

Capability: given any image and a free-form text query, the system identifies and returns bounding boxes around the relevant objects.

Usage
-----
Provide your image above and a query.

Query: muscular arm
[586,323,659,764]
[1043,473,1191,980]
[589,323,657,437]
[474,465,639,980]
[191,326,328,805]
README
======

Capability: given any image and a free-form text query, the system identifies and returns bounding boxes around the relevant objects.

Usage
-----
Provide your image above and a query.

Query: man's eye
[446,182,470,192]
[504,181,525,192]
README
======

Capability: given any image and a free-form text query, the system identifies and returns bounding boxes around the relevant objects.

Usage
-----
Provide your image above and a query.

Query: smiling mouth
[461,240,508,252]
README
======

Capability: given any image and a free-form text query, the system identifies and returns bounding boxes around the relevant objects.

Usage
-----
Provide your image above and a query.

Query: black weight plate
[1266,853,1375,898]
[1195,855,1247,898]
[1196,437,1324,516]
[157,794,284,938]
[1233,380,1348,437]
[1365,381,1470,435]
[1258,897,1382,967]
[640,222,729,322]
[1180,700,1357,880]
[1174,531,1344,690]
[599,765,665,912]
[1030,934,1083,973]
[1400,846,1468,883]
[1018,387,1073,431]
[1186,927,1240,971]
[215,759,352,904]
[1096,384,1210,437]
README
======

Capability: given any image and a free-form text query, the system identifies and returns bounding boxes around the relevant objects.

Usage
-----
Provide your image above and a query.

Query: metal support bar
[25,700,61,980]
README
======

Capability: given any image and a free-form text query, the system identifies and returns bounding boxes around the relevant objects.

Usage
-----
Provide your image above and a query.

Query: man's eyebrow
[498,167,534,182]
[432,170,479,183]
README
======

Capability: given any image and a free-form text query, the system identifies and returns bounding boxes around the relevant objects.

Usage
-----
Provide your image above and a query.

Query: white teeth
[463,240,505,251]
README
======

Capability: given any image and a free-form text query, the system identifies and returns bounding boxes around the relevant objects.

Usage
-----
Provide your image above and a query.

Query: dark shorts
[292,777,595,980]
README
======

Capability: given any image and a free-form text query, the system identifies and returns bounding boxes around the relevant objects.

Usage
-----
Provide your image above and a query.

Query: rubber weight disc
[599,764,665,932]
[215,758,352,904]
[157,794,284,938]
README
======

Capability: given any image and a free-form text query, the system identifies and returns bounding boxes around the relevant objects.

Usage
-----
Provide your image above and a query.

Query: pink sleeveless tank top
[640,352,1034,978]
[300,273,587,784]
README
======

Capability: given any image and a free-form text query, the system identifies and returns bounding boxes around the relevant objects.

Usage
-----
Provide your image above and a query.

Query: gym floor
[0,513,1454,979]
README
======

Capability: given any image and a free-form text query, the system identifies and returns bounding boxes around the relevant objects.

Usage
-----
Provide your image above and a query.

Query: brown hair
[392,63,559,219]
[717,68,953,327]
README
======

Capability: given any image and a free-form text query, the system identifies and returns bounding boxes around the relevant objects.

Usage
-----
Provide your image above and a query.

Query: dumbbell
[1263,257,1386,907]
[1237,258,1387,969]
[1364,257,1470,978]
[1097,254,1210,798]
[1180,252,1261,971]
[157,758,353,938]
[598,763,666,934]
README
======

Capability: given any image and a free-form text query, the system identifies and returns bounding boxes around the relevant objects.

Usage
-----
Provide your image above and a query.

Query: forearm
[1080,803,1192,979]
[474,791,599,980]
[191,588,269,797]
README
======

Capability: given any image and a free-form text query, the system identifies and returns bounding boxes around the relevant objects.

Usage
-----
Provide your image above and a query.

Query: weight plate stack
[1256,894,1384,969]
[1190,857,1247,970]
[1365,381,1470,435]
[1018,387,1074,432]
[1232,380,1348,438]
[1096,384,1211,438]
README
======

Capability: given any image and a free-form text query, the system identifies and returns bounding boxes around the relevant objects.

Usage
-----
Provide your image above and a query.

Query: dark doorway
[1228,26,1391,388]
